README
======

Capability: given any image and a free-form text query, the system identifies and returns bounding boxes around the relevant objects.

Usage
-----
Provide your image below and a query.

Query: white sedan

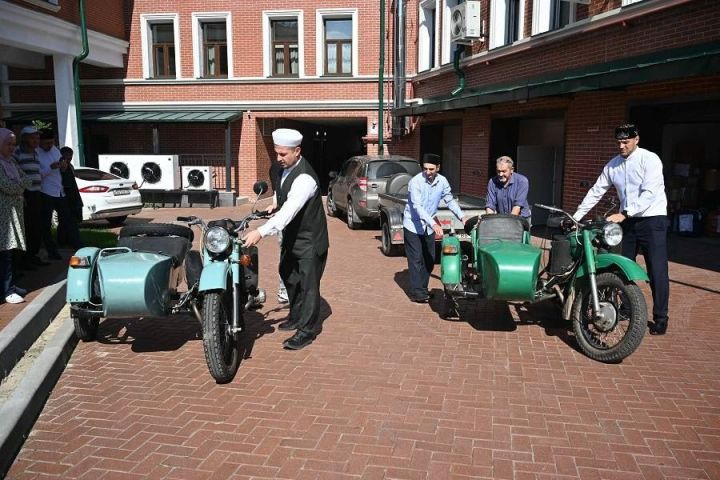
[75,167,143,225]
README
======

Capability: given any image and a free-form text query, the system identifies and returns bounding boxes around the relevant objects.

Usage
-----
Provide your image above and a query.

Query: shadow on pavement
[96,314,201,352]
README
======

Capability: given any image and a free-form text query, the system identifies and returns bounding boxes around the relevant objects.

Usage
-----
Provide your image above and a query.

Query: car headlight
[204,226,231,254]
[602,222,623,247]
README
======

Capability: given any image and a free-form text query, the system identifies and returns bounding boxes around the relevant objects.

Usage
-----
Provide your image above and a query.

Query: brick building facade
[393,0,720,223]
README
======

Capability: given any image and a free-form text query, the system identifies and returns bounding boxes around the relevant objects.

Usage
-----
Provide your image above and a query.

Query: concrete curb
[0,315,77,477]
[0,278,68,380]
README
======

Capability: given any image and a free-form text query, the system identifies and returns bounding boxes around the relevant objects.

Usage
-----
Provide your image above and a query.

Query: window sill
[21,0,60,13]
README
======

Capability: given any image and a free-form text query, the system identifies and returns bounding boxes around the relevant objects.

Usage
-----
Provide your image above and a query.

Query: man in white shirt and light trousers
[242,129,329,350]
[573,124,670,335]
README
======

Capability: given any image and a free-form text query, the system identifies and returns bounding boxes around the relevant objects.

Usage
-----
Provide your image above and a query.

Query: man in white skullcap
[243,128,329,350]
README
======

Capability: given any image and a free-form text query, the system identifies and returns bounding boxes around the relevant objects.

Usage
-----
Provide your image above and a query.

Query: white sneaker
[5,293,25,304]
[11,285,27,296]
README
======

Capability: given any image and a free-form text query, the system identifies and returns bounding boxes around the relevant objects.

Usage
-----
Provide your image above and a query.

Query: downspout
[450,45,465,97]
[392,0,406,137]
[73,0,89,166]
[378,0,385,154]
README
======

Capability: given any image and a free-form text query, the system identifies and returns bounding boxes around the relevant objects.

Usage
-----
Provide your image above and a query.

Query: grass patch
[52,227,118,249]
[80,229,118,248]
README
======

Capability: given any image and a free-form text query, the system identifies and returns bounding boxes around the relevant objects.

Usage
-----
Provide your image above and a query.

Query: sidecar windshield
[476,214,529,245]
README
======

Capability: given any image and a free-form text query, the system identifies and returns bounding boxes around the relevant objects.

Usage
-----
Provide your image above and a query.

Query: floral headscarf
[0,128,22,182]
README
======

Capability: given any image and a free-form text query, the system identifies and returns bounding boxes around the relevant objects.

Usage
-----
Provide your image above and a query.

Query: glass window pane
[155,47,165,76]
[220,46,228,75]
[325,19,352,40]
[152,23,174,43]
[168,47,175,76]
[290,46,298,74]
[327,45,337,74]
[341,43,351,73]
[206,47,216,76]
[203,22,226,41]
[272,20,298,42]
[274,46,285,75]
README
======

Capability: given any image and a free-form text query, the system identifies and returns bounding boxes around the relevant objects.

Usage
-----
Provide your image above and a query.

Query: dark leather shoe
[649,319,668,335]
[283,331,316,350]
[277,319,299,331]
[409,295,430,303]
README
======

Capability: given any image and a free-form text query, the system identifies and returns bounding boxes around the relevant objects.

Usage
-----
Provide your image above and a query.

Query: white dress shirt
[574,147,667,221]
[36,146,64,198]
[257,158,318,237]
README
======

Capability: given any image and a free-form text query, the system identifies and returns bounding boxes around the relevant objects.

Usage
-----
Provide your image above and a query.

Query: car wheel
[381,222,401,256]
[327,192,338,217]
[346,200,361,230]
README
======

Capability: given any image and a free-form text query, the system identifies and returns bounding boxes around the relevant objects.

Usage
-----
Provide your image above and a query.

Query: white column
[53,54,79,159]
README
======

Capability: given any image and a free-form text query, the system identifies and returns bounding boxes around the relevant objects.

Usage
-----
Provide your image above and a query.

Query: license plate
[113,189,131,196]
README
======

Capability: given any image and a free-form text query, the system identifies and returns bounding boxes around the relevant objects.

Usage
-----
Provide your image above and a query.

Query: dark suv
[327,155,421,229]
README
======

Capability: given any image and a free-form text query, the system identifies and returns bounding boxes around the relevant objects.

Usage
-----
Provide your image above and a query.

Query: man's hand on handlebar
[432,224,443,238]
[241,229,263,247]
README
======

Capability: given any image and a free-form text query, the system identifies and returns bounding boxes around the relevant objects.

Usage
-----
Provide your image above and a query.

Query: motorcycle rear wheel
[202,291,240,383]
[571,272,647,363]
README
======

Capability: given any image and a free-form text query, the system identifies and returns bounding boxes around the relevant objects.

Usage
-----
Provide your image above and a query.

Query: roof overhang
[6,111,244,124]
[395,41,720,117]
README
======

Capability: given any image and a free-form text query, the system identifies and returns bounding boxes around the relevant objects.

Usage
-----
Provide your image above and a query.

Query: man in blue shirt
[403,154,465,303]
[485,156,531,224]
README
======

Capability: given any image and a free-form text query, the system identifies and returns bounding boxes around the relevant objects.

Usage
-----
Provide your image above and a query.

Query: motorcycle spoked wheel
[571,272,647,363]
[202,290,241,383]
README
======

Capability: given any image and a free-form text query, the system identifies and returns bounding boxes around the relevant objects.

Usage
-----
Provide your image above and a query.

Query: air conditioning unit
[182,166,213,191]
[98,154,181,190]
[99,154,137,181]
[449,1,482,44]
[137,155,181,190]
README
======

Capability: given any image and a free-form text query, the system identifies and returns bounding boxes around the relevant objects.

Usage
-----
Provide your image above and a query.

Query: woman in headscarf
[0,128,31,303]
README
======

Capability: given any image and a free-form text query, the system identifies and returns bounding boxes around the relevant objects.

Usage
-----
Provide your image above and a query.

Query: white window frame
[441,0,461,65]
[418,0,440,72]
[140,13,181,80]
[316,8,358,77]
[532,0,576,35]
[489,0,527,49]
[191,12,233,79]
[622,0,644,5]
[263,10,304,78]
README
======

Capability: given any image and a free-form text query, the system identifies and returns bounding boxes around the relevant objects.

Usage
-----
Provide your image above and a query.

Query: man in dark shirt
[485,156,531,223]
[242,129,329,350]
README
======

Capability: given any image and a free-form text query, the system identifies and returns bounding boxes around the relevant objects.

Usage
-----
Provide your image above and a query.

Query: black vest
[277,157,329,258]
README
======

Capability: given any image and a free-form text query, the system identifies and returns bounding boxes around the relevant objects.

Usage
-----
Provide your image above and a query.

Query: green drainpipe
[378,0,385,154]
[73,0,89,166]
[450,45,465,97]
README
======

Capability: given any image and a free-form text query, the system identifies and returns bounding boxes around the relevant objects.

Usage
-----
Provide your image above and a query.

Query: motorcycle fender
[199,261,231,292]
[66,247,101,303]
[575,253,649,282]
[440,235,463,285]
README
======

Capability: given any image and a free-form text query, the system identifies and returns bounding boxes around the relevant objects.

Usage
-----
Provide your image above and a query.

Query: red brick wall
[8,0,126,39]
[414,0,720,99]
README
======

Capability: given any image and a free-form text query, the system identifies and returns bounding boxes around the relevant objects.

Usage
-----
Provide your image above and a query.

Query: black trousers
[280,250,327,335]
[621,216,670,320]
[40,193,81,255]
[23,190,43,257]
[403,227,436,297]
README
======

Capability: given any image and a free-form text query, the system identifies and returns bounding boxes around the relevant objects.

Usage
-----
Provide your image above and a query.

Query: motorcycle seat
[117,235,191,266]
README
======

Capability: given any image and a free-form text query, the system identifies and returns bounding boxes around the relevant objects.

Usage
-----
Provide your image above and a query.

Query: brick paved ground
[7,204,720,480]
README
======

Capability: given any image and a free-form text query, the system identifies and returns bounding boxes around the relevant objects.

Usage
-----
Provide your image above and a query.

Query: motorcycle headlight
[602,222,623,247]
[204,226,231,254]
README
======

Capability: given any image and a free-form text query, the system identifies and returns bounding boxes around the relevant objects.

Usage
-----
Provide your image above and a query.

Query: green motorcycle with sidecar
[440,204,649,362]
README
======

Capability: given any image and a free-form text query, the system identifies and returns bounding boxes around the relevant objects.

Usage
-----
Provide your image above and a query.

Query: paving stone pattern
[8,205,720,479]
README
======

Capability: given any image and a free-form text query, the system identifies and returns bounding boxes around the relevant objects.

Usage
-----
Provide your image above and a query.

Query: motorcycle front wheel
[571,272,647,363]
[202,291,240,383]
